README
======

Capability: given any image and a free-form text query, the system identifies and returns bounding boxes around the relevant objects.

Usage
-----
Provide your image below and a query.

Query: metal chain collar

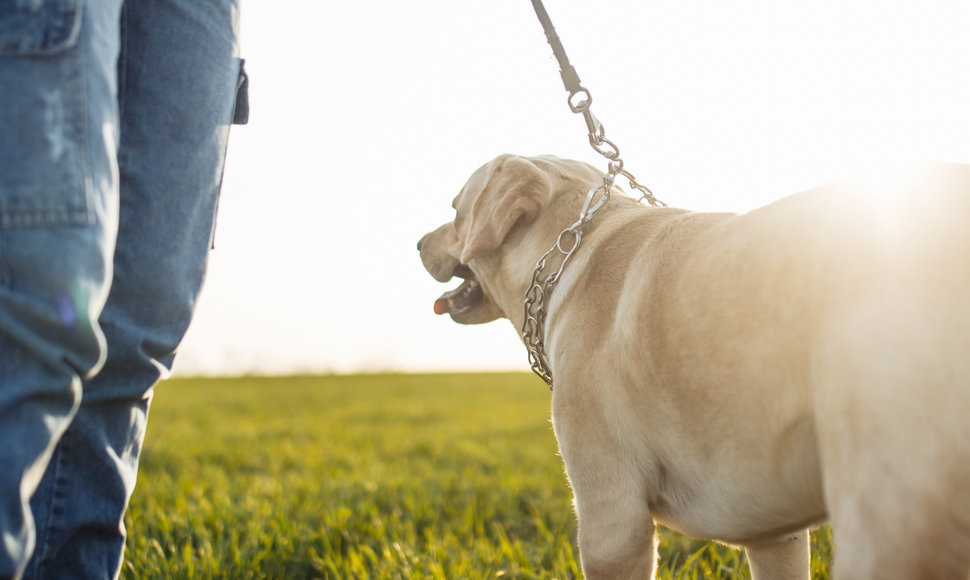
[524,0,665,389]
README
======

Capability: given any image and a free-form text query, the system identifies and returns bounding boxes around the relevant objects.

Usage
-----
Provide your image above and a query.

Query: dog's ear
[458,155,553,264]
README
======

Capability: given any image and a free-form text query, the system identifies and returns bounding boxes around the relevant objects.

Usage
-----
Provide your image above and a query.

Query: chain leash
[524,0,665,388]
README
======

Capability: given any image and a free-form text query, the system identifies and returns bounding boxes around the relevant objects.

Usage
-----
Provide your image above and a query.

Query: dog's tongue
[433,294,453,315]
[433,278,478,315]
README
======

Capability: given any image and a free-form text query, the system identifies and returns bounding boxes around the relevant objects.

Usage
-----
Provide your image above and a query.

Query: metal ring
[555,228,581,254]
[589,134,620,159]
[568,88,592,113]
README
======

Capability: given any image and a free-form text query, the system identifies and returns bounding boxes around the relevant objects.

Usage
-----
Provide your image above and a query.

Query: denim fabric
[0,2,120,577]
[0,0,244,578]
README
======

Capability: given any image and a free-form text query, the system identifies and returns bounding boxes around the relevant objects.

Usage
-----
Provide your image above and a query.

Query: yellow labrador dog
[417,154,970,579]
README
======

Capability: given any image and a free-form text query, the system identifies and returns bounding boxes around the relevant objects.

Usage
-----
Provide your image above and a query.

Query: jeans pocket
[0,0,83,56]
[0,0,90,228]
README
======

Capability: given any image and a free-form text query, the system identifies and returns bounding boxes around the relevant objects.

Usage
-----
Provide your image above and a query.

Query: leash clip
[525,0,666,389]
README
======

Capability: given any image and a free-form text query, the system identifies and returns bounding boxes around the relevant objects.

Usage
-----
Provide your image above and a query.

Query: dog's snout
[417,234,426,252]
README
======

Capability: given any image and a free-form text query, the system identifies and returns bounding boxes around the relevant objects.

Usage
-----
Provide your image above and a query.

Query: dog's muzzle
[432,265,483,316]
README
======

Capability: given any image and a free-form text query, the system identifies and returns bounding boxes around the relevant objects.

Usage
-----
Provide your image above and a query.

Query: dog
[417,154,970,579]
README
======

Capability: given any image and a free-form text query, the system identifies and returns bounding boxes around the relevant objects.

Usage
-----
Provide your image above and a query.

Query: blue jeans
[0,1,246,578]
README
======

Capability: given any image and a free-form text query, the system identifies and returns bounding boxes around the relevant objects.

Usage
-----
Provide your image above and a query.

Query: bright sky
[173,0,970,376]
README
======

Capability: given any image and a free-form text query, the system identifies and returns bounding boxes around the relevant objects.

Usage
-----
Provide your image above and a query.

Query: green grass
[124,373,832,579]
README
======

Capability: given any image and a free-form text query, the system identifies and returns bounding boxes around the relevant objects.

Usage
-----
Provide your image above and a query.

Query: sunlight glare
[845,160,928,201]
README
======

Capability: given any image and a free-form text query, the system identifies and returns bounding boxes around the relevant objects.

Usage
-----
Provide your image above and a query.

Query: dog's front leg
[570,469,657,579]
[557,425,657,578]
[743,531,810,580]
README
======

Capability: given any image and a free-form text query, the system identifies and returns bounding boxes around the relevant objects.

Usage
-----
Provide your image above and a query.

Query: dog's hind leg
[815,293,970,579]
[744,531,810,580]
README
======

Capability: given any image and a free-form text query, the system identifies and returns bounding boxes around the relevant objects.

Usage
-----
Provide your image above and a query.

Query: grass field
[124,373,832,578]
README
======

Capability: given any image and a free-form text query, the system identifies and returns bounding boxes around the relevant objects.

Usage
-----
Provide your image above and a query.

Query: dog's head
[417,154,603,324]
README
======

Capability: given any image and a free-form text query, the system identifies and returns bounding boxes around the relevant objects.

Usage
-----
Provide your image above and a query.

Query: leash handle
[530,0,584,97]
[530,0,601,136]
[529,0,663,209]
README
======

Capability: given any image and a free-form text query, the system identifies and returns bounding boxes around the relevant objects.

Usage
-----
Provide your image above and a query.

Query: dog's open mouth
[433,265,483,316]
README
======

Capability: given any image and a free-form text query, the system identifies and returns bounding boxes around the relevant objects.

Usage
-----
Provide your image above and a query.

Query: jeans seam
[0,230,9,288]
[206,58,244,251]
[77,4,94,227]
[30,436,70,579]
[117,4,128,149]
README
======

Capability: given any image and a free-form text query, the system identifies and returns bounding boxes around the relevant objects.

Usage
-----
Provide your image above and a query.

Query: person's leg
[23,1,245,578]
[0,1,123,578]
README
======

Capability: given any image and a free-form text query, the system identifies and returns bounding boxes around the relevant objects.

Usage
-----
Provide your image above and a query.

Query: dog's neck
[475,194,644,337]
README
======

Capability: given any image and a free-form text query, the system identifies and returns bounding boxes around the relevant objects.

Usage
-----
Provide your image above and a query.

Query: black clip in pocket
[232,58,249,125]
